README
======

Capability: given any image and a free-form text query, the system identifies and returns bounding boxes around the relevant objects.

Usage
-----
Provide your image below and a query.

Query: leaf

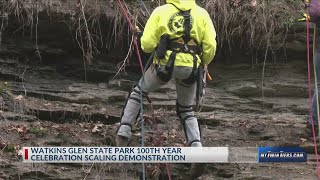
[17,149,23,156]
[170,129,177,138]
[52,125,60,129]
[14,95,24,101]
[251,0,257,7]
[17,127,25,133]
[300,138,307,143]
[83,169,91,174]
[91,126,100,133]
[96,124,104,128]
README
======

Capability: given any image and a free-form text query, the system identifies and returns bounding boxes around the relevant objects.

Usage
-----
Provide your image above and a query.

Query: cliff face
[0,1,318,179]
[0,52,317,179]
[0,0,305,65]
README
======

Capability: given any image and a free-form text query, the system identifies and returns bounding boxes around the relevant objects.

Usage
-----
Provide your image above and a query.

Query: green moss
[28,127,48,136]
[3,144,16,153]
[0,81,8,94]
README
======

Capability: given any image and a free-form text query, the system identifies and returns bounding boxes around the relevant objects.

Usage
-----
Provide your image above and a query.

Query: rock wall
[0,2,318,179]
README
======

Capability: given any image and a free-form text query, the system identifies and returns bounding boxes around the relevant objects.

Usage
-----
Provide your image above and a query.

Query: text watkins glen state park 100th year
[26,147,185,162]
[22,147,230,163]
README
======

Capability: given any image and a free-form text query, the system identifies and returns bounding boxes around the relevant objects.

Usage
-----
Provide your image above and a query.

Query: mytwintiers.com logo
[260,152,305,158]
[258,147,307,162]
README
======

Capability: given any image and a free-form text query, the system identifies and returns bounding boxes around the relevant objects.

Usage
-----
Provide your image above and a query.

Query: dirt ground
[0,55,318,180]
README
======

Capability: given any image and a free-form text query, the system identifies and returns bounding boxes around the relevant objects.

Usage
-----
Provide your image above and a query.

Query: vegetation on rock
[0,0,304,65]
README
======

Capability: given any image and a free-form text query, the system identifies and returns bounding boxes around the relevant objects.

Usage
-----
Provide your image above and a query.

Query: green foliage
[0,82,8,95]
[3,144,16,153]
[28,127,48,137]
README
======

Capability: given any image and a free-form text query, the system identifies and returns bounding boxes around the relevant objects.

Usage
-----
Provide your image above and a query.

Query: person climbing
[305,0,320,137]
[115,0,216,179]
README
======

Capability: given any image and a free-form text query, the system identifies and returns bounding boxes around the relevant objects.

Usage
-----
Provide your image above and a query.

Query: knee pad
[176,102,202,143]
[117,84,149,134]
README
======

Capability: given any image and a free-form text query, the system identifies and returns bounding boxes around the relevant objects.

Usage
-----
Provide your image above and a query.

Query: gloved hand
[298,13,310,21]
[132,26,142,35]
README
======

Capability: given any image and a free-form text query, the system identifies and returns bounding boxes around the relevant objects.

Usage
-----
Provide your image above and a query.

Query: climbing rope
[306,2,320,178]
[116,1,172,179]
[116,0,144,73]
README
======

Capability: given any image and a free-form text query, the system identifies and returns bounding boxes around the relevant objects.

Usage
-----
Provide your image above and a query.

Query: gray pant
[117,64,202,147]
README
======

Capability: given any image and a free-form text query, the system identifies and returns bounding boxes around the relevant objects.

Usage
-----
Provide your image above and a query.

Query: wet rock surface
[0,55,318,179]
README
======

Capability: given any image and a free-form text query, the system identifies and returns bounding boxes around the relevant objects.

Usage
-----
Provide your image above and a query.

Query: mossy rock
[3,144,16,153]
[28,127,48,136]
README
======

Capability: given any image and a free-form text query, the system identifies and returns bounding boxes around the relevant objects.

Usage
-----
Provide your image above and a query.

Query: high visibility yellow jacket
[140,0,217,67]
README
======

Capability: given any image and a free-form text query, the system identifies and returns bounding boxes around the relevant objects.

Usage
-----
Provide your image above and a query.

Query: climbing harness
[306,0,320,178]
[152,3,204,144]
[153,3,206,109]
[154,3,202,87]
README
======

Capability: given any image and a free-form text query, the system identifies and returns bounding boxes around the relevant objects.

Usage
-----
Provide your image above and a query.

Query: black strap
[168,3,191,42]
[192,54,197,76]
[116,122,133,134]
[165,51,177,73]
[182,115,195,121]
[136,84,148,95]
[135,84,152,103]
[156,67,172,83]
[189,140,201,145]
[133,89,142,96]
[169,3,180,11]
[182,10,191,42]
[128,97,141,103]
[133,88,148,97]
[176,102,188,141]
[120,123,132,128]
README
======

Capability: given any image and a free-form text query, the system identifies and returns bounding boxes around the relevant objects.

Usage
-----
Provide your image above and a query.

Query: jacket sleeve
[201,11,217,65]
[140,8,161,53]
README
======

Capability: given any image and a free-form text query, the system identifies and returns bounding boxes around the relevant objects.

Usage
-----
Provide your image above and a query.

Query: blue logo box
[258,147,307,162]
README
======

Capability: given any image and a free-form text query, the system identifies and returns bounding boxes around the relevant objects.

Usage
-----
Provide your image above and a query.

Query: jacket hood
[166,0,196,11]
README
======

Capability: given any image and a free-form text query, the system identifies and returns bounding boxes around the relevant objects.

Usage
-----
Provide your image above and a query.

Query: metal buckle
[184,44,189,52]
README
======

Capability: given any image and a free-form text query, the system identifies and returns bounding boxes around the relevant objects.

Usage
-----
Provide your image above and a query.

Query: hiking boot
[187,163,206,180]
[115,135,130,147]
